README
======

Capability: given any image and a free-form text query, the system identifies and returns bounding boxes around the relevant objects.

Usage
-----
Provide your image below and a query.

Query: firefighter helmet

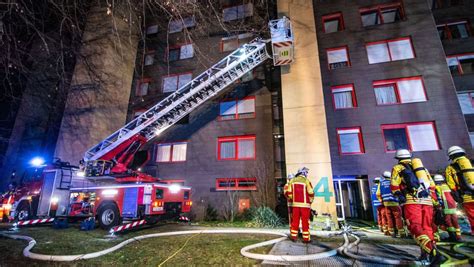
[382,171,391,179]
[447,146,465,158]
[395,149,411,160]
[296,167,309,177]
[374,177,381,183]
[433,174,445,183]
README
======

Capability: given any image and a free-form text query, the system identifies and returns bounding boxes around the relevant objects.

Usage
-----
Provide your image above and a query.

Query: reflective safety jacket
[371,184,382,208]
[284,175,314,208]
[445,156,474,203]
[378,179,399,206]
[435,183,457,214]
[283,183,293,207]
[390,159,437,206]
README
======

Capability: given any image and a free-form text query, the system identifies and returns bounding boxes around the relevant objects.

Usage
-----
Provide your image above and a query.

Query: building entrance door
[333,176,372,222]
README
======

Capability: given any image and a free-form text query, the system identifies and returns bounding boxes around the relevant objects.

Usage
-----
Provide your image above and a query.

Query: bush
[205,204,218,221]
[247,206,283,228]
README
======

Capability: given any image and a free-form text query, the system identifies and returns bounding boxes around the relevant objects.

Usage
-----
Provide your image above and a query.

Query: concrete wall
[54,5,139,165]
[314,0,471,182]
[277,0,338,220]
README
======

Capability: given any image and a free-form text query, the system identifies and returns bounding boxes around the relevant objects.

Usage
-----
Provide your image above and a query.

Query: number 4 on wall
[313,177,333,203]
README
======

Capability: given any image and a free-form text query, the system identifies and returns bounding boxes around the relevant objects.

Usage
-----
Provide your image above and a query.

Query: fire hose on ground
[0,227,470,265]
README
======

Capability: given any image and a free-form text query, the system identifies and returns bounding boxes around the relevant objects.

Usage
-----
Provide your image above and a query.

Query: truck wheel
[16,202,31,221]
[97,203,120,230]
[145,216,160,225]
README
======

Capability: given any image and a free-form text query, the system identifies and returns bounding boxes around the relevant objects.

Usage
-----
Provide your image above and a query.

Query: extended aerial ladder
[82,17,294,176]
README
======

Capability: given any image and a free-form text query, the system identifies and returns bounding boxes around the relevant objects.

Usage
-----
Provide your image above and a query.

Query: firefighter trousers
[385,206,405,236]
[376,206,386,231]
[403,204,435,254]
[463,202,474,234]
[444,213,461,239]
[290,207,311,242]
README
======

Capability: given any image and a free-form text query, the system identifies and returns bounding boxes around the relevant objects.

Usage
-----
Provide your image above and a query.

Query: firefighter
[390,149,444,264]
[284,167,314,243]
[433,174,461,241]
[371,177,385,232]
[445,146,474,235]
[378,171,406,238]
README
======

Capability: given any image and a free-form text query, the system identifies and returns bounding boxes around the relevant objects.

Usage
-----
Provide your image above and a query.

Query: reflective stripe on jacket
[380,179,398,206]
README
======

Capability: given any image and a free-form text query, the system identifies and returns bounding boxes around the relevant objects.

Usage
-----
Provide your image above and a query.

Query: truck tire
[16,202,31,221]
[97,202,120,230]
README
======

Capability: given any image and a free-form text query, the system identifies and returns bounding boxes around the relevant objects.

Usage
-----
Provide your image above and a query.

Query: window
[216,178,257,191]
[136,79,151,96]
[223,3,253,22]
[144,51,155,66]
[366,37,415,64]
[156,142,188,162]
[322,12,344,33]
[166,44,194,62]
[360,2,405,27]
[331,84,357,109]
[169,16,196,33]
[373,77,427,105]
[162,73,193,93]
[146,25,159,35]
[218,135,255,160]
[327,46,350,70]
[155,189,163,199]
[457,92,474,114]
[336,128,364,155]
[431,0,463,9]
[220,33,253,52]
[437,21,471,40]
[447,53,474,75]
[133,109,146,118]
[381,122,440,152]
[219,97,256,120]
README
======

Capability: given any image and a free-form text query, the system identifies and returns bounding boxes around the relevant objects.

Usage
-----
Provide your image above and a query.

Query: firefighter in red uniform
[284,174,295,223]
[284,167,314,243]
[390,149,444,264]
[445,146,474,236]
[433,174,461,241]
[371,177,386,232]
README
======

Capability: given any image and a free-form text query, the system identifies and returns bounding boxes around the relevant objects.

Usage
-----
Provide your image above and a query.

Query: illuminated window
[327,46,351,70]
[336,127,365,155]
[382,122,440,152]
[216,178,257,191]
[373,77,427,105]
[366,37,415,64]
[156,142,188,162]
[322,12,344,33]
[218,135,255,160]
[219,97,255,120]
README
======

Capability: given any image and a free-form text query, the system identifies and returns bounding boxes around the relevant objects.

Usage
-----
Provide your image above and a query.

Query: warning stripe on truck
[17,218,55,226]
[111,219,146,233]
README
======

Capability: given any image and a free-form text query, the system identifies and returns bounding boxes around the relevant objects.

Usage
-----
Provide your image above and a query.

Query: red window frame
[322,12,345,33]
[366,37,415,63]
[155,141,188,163]
[330,84,357,110]
[136,78,152,96]
[215,178,257,191]
[359,2,405,26]
[217,135,256,161]
[219,33,253,52]
[218,96,256,120]
[162,72,193,93]
[336,127,365,155]
[326,46,351,70]
[381,122,440,152]
[373,76,427,105]
[144,50,156,66]
[164,43,193,62]
[437,20,471,40]
[447,53,474,75]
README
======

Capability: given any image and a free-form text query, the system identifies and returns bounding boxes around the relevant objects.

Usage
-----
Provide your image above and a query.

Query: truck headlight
[3,204,12,210]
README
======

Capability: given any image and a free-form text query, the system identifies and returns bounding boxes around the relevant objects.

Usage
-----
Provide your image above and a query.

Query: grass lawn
[0,223,275,266]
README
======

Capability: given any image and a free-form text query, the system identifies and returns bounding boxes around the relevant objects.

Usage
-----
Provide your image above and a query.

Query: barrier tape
[110,220,146,233]
[17,218,55,226]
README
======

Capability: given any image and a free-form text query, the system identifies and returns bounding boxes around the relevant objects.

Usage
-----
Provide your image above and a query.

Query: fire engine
[0,17,294,229]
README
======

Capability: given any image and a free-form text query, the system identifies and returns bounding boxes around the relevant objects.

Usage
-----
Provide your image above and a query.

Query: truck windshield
[21,167,45,183]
